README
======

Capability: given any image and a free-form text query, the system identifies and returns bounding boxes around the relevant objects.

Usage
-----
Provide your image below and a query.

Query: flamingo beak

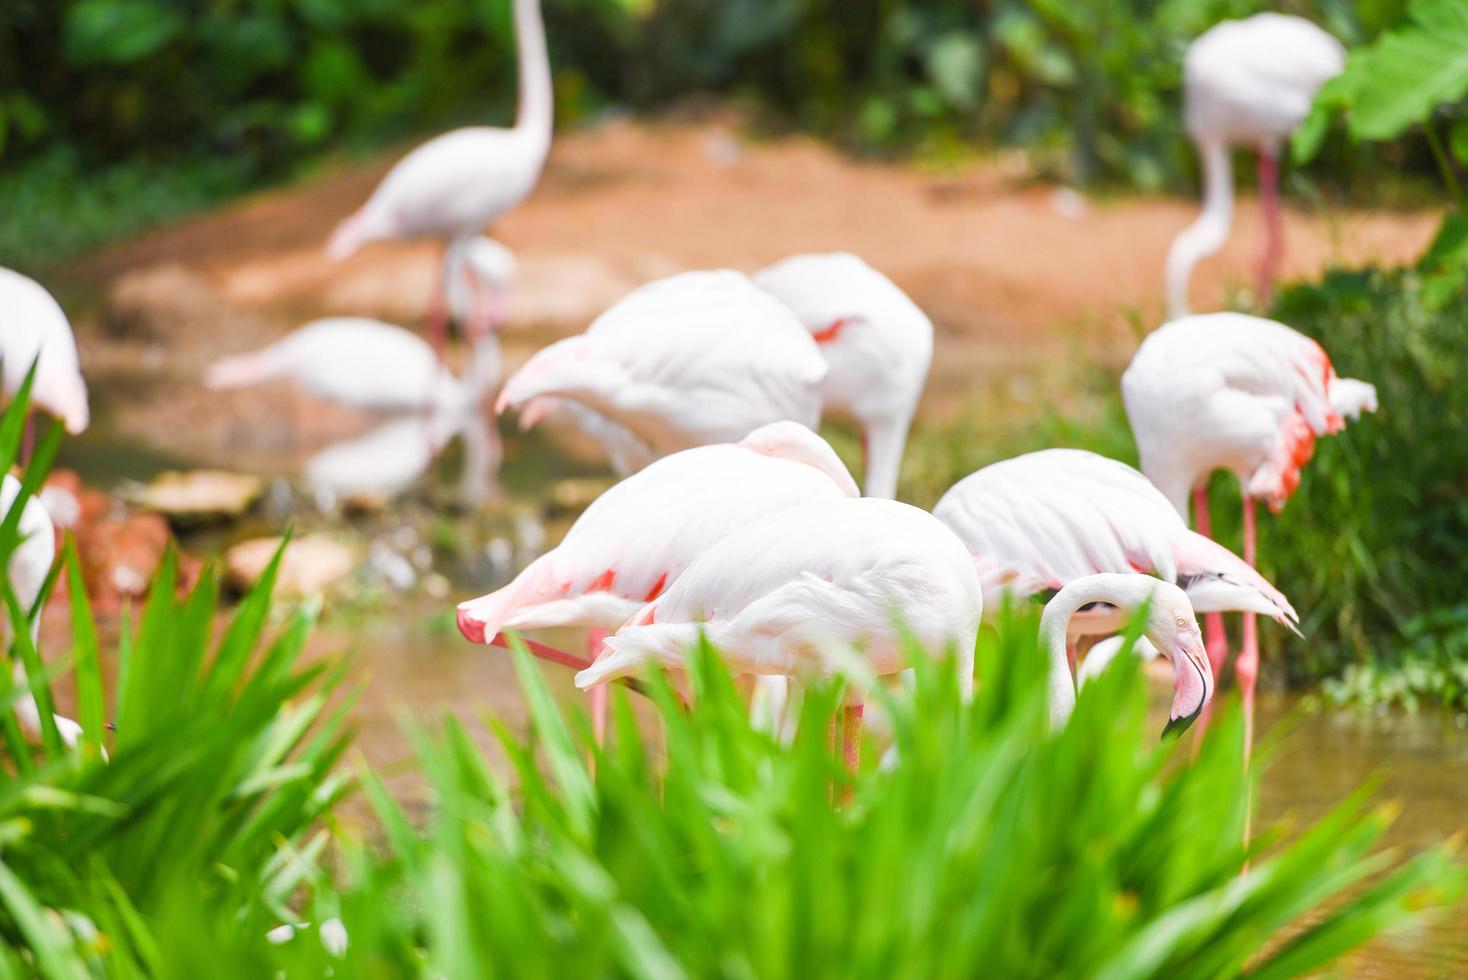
[1162,628,1212,740]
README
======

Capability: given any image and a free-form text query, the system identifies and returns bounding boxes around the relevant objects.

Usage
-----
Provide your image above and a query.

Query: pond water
[57,373,1468,975]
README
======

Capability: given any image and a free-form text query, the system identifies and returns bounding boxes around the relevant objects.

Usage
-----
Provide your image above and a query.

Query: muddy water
[59,377,1468,975]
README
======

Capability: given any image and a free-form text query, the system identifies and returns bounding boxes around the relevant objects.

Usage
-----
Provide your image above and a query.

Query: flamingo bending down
[574,497,983,767]
[499,270,826,459]
[932,448,1299,656]
[327,0,550,345]
[1,474,84,748]
[1122,312,1376,755]
[445,236,518,335]
[0,268,90,437]
[753,252,933,498]
[1164,14,1344,317]
[1039,574,1213,737]
[457,421,859,739]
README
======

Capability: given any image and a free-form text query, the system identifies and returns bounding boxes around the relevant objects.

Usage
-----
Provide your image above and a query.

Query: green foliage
[336,630,1462,976]
[1259,267,1468,685]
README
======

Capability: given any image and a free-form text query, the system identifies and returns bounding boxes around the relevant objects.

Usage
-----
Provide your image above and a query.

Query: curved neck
[1039,574,1150,728]
[512,0,552,143]
[1164,139,1233,319]
[464,335,502,400]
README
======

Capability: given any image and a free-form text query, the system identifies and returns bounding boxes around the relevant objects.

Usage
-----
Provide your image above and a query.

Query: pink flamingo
[498,270,826,459]
[1165,13,1344,317]
[0,267,89,444]
[933,447,1299,668]
[753,252,933,498]
[1122,312,1376,757]
[456,421,859,741]
[327,0,550,345]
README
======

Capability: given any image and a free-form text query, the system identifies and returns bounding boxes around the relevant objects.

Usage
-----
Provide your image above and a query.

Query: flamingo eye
[1175,616,1188,628]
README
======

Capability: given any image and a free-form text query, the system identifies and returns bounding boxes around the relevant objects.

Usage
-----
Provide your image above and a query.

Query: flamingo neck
[512,0,553,145]
[1038,574,1152,728]
[463,334,502,400]
[1164,139,1233,319]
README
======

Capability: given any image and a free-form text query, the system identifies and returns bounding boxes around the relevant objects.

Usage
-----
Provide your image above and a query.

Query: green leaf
[1334,0,1468,140]
[65,0,185,66]
[926,33,985,112]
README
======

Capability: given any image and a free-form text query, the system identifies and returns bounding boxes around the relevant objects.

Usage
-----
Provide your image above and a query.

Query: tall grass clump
[337,622,1462,976]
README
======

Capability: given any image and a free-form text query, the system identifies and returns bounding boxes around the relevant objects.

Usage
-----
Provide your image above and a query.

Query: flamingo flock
[1,8,1372,769]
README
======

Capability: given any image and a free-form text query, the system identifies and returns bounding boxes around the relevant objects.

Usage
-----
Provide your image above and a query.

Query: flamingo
[498,270,826,458]
[445,236,518,335]
[1,474,85,748]
[1122,312,1376,756]
[0,268,89,440]
[1039,574,1212,737]
[1164,13,1344,317]
[753,252,933,498]
[574,497,983,767]
[326,0,550,345]
[456,421,859,739]
[932,448,1299,665]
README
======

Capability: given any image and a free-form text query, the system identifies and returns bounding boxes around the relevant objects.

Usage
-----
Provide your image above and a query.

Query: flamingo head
[738,421,860,497]
[1143,582,1213,739]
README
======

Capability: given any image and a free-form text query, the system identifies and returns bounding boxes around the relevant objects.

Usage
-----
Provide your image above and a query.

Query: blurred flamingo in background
[753,252,933,498]
[1122,312,1376,757]
[327,0,550,346]
[0,268,90,446]
[575,496,982,768]
[457,421,858,740]
[498,270,826,460]
[1165,13,1344,317]
[933,447,1298,672]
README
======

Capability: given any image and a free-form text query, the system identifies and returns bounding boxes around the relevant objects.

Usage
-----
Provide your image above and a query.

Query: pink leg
[842,702,863,775]
[1192,486,1230,682]
[1237,496,1259,768]
[587,628,609,746]
[1256,150,1283,311]
[1065,639,1078,676]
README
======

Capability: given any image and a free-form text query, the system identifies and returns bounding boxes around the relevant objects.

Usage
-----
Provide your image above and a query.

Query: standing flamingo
[574,497,983,767]
[2,474,84,748]
[1122,312,1376,756]
[1039,574,1212,737]
[753,252,933,498]
[1164,14,1344,317]
[498,270,826,458]
[932,448,1299,658]
[327,0,550,346]
[0,268,89,439]
[457,421,857,739]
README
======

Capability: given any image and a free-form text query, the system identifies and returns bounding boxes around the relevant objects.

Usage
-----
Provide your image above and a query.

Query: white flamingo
[498,270,826,459]
[932,448,1298,662]
[0,268,89,437]
[1039,574,1212,737]
[1122,312,1376,756]
[327,0,550,342]
[753,252,933,498]
[575,497,983,765]
[1165,13,1344,317]
[457,421,858,738]
[2,474,85,748]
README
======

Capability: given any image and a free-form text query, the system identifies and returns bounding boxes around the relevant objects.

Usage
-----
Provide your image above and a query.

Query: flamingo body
[578,497,982,687]
[0,268,89,434]
[932,448,1298,627]
[753,252,933,497]
[457,421,859,643]
[207,318,466,413]
[499,270,827,458]
[1122,313,1376,515]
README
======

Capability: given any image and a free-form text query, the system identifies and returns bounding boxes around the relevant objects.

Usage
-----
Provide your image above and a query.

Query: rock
[130,470,264,524]
[226,535,358,598]
[74,510,201,615]
[102,264,226,341]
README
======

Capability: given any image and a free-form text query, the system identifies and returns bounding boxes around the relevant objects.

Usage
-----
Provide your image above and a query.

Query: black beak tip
[1161,709,1200,741]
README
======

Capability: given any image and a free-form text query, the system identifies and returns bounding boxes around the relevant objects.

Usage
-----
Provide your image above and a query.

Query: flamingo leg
[587,628,609,747]
[1255,149,1283,311]
[1236,495,1259,767]
[841,702,863,773]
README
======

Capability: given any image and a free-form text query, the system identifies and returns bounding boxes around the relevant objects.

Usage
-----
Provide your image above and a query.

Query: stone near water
[131,470,264,524]
[226,535,358,598]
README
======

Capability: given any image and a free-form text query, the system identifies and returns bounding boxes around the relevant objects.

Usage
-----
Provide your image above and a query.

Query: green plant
[335,626,1463,976]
